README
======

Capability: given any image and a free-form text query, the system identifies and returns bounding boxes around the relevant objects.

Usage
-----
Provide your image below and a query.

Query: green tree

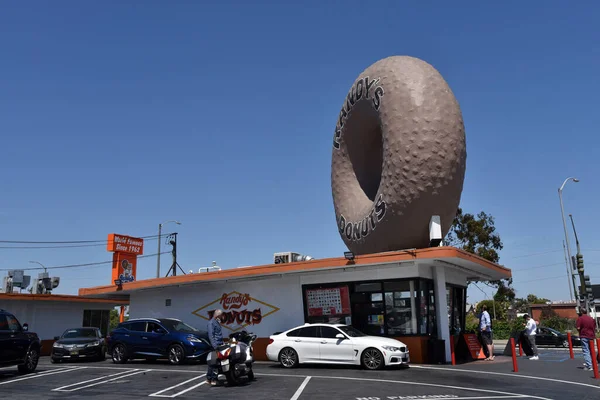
[446,207,511,291]
[527,294,550,304]
[513,298,529,313]
[109,308,128,331]
[445,208,504,265]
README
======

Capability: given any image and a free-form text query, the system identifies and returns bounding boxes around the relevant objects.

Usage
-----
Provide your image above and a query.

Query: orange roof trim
[79,247,511,298]
[0,293,128,304]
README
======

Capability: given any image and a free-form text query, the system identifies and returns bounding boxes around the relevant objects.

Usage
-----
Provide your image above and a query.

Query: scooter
[206,330,257,385]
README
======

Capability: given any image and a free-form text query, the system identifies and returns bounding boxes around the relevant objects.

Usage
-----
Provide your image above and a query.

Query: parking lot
[1,355,599,400]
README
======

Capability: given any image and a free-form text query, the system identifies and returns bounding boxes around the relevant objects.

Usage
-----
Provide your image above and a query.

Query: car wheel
[50,358,60,364]
[361,348,384,370]
[112,344,128,364]
[278,347,299,368]
[18,347,39,374]
[561,339,569,348]
[168,344,185,365]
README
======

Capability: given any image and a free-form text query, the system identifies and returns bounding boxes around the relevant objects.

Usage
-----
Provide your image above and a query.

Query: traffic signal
[584,275,592,293]
[577,254,584,273]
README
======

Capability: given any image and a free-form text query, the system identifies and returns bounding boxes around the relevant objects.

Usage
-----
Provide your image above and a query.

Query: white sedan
[266,323,409,370]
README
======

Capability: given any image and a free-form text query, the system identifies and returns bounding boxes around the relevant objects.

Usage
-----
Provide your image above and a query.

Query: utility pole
[156,223,162,278]
[156,220,181,278]
[562,240,574,301]
[558,177,579,298]
[569,214,590,312]
[165,233,186,277]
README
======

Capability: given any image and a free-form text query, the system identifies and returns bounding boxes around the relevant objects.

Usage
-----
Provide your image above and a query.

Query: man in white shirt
[524,314,539,360]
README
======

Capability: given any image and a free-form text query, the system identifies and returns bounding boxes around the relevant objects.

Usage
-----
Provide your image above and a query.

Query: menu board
[306,286,351,316]
[463,333,487,360]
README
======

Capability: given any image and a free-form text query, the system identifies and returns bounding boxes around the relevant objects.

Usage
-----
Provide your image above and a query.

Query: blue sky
[1,1,599,304]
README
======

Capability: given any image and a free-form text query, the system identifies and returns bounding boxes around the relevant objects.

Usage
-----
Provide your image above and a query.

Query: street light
[29,260,47,273]
[558,177,579,300]
[157,220,181,278]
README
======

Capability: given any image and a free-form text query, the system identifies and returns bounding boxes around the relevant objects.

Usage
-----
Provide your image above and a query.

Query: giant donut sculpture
[331,56,466,255]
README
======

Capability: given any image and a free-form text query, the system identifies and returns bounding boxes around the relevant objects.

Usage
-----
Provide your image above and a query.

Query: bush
[541,316,576,333]
[489,319,524,340]
[465,314,479,334]
[464,314,524,339]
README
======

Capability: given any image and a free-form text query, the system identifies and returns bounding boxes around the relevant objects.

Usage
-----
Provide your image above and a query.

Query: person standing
[479,305,494,361]
[576,308,597,371]
[523,314,539,360]
[207,309,224,386]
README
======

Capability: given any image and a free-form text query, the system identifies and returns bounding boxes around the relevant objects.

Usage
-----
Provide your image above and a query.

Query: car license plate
[70,350,79,355]
[221,359,229,366]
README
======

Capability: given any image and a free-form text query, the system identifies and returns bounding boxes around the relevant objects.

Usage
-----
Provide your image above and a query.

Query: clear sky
[1,1,599,304]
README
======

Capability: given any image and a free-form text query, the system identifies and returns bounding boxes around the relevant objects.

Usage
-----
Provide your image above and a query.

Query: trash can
[428,338,446,364]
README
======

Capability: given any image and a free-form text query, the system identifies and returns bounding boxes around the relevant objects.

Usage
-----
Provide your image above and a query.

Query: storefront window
[304,285,352,325]
[383,281,417,335]
[447,285,465,335]
[419,279,436,336]
[303,278,438,338]
[82,309,110,337]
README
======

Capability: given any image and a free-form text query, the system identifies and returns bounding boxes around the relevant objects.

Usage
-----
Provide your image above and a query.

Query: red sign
[107,234,144,255]
[463,333,487,360]
[306,286,351,317]
[107,233,144,284]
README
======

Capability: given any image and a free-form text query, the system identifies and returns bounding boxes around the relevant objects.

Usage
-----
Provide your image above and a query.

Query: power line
[0,233,173,249]
[505,249,564,260]
[0,251,170,272]
[0,233,167,245]
[511,262,564,272]
[512,275,572,284]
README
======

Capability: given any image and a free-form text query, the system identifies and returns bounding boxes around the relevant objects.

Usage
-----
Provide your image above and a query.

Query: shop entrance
[302,278,460,340]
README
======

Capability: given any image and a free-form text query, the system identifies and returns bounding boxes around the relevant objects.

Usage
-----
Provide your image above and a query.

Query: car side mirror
[53,336,60,340]
[22,324,28,332]
[336,333,346,340]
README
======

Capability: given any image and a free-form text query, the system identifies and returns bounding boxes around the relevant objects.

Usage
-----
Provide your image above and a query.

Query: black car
[0,309,41,374]
[51,327,107,363]
[535,326,581,347]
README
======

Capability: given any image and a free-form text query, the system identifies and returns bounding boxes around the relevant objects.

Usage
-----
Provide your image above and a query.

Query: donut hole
[343,101,383,202]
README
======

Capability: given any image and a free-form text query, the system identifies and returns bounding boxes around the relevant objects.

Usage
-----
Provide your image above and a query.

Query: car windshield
[159,319,199,333]
[337,325,366,337]
[544,327,561,335]
[62,329,98,338]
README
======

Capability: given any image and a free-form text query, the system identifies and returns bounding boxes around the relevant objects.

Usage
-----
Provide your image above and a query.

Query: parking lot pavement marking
[290,376,312,400]
[148,374,207,398]
[52,368,151,392]
[50,368,141,391]
[0,366,86,386]
[314,376,551,400]
[410,365,600,390]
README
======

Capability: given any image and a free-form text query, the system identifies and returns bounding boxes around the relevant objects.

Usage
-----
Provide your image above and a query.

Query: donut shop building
[79,247,511,364]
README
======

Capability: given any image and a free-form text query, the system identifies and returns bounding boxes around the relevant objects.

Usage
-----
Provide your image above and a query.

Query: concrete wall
[0,300,114,341]
[130,274,304,338]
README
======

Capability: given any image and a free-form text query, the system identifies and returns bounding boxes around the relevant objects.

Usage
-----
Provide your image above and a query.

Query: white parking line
[0,366,86,386]
[411,365,600,390]
[148,374,207,398]
[290,376,311,400]
[52,369,150,392]
[316,376,551,400]
[50,368,141,391]
[154,380,208,398]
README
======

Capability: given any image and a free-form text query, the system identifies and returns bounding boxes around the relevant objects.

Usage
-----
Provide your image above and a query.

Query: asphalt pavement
[0,354,598,400]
